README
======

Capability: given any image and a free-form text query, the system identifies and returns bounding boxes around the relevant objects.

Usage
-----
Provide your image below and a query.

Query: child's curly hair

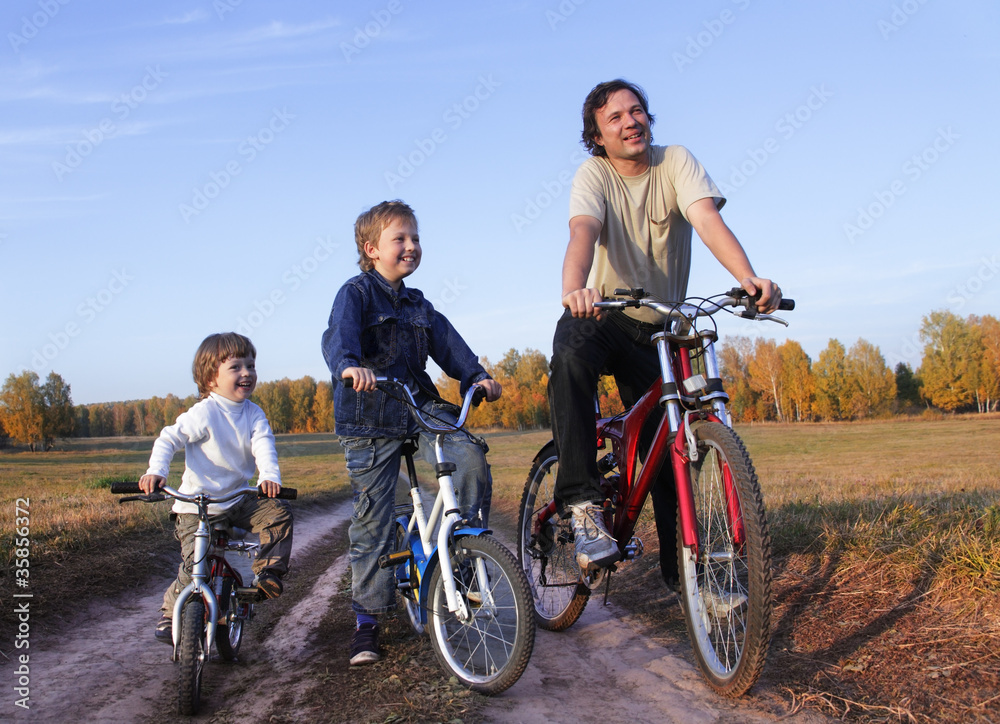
[354,200,418,271]
[192,332,256,398]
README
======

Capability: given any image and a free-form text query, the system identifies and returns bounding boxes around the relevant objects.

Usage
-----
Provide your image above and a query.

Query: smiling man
[549,79,784,580]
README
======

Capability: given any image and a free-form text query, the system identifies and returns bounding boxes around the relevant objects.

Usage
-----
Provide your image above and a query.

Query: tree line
[1,310,996,450]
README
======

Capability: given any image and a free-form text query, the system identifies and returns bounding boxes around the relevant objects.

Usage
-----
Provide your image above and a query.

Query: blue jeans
[341,401,491,615]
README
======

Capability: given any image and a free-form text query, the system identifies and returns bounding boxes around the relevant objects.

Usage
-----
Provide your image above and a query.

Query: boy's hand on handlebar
[139,474,165,495]
[474,379,502,402]
[562,287,605,320]
[740,277,783,314]
[342,367,377,392]
[258,479,282,498]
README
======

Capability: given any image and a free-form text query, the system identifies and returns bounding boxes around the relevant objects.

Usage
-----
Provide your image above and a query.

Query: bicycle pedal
[623,536,644,560]
[378,550,413,569]
[235,586,263,603]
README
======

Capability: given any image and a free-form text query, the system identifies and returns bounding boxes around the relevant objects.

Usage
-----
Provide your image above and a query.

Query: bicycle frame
[396,436,490,625]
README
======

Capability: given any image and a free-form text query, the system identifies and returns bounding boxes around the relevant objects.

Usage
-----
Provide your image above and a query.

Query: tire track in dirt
[11,500,352,724]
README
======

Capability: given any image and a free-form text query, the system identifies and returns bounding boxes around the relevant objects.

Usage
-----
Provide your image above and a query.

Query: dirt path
[12,500,829,724]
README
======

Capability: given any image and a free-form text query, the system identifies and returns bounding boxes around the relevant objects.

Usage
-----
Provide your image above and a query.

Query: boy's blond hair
[192,332,257,398]
[354,200,418,271]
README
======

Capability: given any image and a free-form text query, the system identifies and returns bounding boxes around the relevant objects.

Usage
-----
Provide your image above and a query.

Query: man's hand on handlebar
[342,366,378,392]
[562,287,605,320]
[740,276,783,314]
[474,378,502,402]
[139,474,165,495]
[258,479,282,498]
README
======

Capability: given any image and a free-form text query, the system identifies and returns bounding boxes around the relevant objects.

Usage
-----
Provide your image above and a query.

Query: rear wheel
[677,421,772,697]
[177,597,207,715]
[427,535,535,695]
[517,442,589,631]
[215,576,249,661]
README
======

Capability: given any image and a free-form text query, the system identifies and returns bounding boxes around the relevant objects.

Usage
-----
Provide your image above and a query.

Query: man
[550,79,782,580]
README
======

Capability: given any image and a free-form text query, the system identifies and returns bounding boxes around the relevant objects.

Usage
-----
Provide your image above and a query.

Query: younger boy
[140,332,293,643]
[321,200,501,666]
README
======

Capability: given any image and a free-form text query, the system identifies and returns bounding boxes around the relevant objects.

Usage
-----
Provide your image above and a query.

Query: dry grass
[4,417,1000,722]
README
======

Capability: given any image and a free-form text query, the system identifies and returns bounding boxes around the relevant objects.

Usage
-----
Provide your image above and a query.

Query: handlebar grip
[778,298,795,311]
[343,377,354,389]
[472,386,487,407]
[110,481,143,494]
[264,487,298,500]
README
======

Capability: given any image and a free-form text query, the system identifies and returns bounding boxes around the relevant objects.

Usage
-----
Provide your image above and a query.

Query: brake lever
[753,313,789,327]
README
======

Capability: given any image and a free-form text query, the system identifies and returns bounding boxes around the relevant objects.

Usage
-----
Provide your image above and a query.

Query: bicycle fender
[412,528,490,624]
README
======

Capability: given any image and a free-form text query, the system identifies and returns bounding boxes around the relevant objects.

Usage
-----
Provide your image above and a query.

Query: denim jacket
[321,269,490,438]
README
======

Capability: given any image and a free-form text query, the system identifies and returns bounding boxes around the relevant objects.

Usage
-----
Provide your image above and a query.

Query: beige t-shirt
[569,145,724,323]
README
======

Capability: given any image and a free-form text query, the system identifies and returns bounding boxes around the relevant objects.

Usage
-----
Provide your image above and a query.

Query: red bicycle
[517,287,794,696]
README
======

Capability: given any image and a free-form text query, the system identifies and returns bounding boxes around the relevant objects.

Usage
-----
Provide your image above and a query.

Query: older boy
[322,200,500,665]
[140,332,293,643]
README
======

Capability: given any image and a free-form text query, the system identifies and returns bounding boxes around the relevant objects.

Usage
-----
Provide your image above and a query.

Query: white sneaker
[569,502,620,569]
[704,588,748,618]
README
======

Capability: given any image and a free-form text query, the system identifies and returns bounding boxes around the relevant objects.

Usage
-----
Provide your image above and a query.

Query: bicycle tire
[426,535,535,695]
[395,522,424,635]
[517,442,589,631]
[677,421,772,697]
[214,576,249,661]
[177,597,207,715]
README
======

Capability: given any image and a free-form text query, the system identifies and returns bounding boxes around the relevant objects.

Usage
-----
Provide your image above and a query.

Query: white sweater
[145,393,282,515]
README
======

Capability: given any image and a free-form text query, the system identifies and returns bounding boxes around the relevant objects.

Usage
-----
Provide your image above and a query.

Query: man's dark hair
[581,79,655,157]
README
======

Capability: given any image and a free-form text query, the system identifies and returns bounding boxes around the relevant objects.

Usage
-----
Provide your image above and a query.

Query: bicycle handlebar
[110,482,297,502]
[594,287,794,327]
[343,376,486,433]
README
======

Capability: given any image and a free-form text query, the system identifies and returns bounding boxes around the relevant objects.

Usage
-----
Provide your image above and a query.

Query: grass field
[2,416,999,722]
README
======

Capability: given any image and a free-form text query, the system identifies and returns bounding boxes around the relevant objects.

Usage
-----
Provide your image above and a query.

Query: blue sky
[2,1,997,405]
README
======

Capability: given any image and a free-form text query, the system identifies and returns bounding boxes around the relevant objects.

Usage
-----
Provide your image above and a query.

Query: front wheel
[426,535,535,695]
[517,442,590,631]
[215,576,250,661]
[677,421,772,697]
[177,597,208,715]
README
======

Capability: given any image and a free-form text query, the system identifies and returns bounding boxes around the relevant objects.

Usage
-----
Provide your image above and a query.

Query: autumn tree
[814,339,848,421]
[41,372,75,446]
[719,336,761,422]
[919,311,980,411]
[254,379,293,433]
[310,381,334,432]
[288,376,316,433]
[844,339,896,419]
[747,338,785,421]
[0,371,44,450]
[970,315,1000,412]
[779,340,814,421]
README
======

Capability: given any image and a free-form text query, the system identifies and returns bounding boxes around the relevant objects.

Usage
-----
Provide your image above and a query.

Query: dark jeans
[548,308,678,582]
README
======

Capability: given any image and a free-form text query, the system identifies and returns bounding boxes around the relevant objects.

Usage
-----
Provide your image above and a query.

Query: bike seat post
[401,439,431,542]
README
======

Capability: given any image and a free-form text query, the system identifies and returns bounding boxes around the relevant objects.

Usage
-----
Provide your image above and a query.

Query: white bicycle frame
[165,487,260,658]
[375,379,491,623]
